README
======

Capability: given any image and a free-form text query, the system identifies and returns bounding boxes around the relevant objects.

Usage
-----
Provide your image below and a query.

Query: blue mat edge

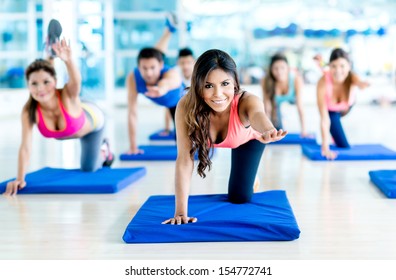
[0,167,147,194]
[120,146,214,161]
[302,144,396,161]
[369,170,396,199]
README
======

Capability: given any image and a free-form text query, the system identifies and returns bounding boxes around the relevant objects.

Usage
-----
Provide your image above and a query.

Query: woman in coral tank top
[316,48,369,160]
[163,49,287,225]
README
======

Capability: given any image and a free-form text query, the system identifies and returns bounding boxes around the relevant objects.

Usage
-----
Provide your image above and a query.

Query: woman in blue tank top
[261,53,308,136]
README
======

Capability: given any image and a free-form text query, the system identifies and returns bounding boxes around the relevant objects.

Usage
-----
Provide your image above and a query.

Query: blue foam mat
[271,133,316,145]
[120,145,214,161]
[0,167,146,194]
[149,129,176,141]
[123,190,300,243]
[302,144,396,161]
[369,170,396,198]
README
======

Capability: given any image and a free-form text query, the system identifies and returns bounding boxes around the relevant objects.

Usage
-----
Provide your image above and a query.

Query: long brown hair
[24,59,57,125]
[184,49,240,178]
[264,53,288,123]
[329,48,353,101]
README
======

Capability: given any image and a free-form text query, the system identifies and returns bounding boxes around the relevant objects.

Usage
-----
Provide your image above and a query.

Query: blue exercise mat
[122,190,300,243]
[120,145,214,161]
[0,167,146,194]
[271,133,316,145]
[302,144,396,161]
[149,129,176,141]
[369,170,396,198]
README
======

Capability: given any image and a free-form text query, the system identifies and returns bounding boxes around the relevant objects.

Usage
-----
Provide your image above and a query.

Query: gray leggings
[79,124,105,172]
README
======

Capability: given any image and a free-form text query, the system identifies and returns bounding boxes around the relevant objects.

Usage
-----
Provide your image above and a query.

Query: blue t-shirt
[134,66,185,108]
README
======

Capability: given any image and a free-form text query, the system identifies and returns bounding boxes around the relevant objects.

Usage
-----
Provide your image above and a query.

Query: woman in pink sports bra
[162,49,287,225]
[317,48,370,160]
[4,38,113,196]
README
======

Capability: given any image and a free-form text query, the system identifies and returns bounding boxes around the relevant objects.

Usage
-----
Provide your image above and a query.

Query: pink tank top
[213,94,262,149]
[37,91,86,139]
[324,71,355,111]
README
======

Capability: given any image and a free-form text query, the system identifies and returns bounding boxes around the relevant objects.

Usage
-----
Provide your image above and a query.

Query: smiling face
[329,57,351,83]
[28,69,57,103]
[202,69,235,113]
[138,57,163,85]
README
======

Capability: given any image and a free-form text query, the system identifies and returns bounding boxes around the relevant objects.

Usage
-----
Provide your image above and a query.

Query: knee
[228,193,252,204]
[80,164,99,172]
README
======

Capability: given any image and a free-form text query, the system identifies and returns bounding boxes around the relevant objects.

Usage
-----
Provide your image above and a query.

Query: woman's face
[329,57,351,83]
[28,70,57,103]
[202,69,235,113]
[271,60,289,82]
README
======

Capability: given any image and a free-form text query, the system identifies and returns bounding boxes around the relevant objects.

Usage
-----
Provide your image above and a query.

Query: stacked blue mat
[302,144,396,161]
[369,170,396,198]
[0,167,146,194]
[120,145,180,161]
[122,190,300,243]
[120,145,214,161]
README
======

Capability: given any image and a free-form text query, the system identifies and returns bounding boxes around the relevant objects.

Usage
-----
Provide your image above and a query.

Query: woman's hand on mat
[127,147,144,155]
[300,131,313,139]
[162,215,198,225]
[3,180,26,196]
[321,147,337,160]
[259,129,287,144]
[159,129,171,136]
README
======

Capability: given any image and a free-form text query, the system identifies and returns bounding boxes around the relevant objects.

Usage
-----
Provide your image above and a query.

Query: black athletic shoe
[47,19,62,57]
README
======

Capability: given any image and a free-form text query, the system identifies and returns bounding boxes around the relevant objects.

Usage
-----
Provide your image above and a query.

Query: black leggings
[168,106,176,124]
[228,139,266,204]
[329,111,350,148]
[168,106,177,139]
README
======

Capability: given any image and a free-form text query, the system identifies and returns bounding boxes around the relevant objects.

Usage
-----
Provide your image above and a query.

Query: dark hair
[24,59,57,125]
[137,47,164,63]
[178,47,194,58]
[184,49,240,178]
[329,48,353,101]
[263,53,288,124]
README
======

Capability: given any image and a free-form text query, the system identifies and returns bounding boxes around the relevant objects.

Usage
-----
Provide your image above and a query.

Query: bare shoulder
[317,75,325,88]
[176,94,188,113]
[239,91,261,104]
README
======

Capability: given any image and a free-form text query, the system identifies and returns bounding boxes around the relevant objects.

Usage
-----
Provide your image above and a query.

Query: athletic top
[134,66,185,108]
[37,91,86,139]
[213,93,262,149]
[274,72,296,105]
[324,71,355,112]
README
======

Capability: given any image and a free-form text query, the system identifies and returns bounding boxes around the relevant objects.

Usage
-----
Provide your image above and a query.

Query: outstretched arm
[52,38,81,99]
[145,68,182,98]
[4,109,33,196]
[240,93,287,144]
[351,73,370,90]
[162,96,197,225]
